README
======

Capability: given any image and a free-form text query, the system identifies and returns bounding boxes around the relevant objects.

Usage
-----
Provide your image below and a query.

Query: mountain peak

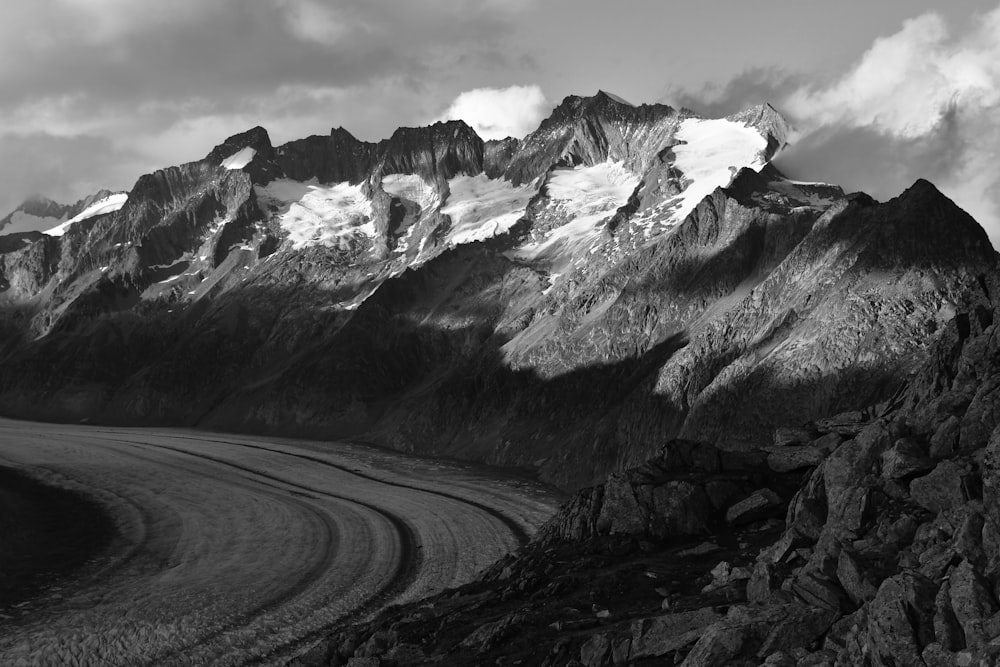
[379,120,484,180]
[890,178,960,214]
[10,194,70,221]
[549,92,674,121]
[386,118,481,144]
[330,126,359,141]
[595,90,635,107]
[728,102,792,151]
[204,126,274,167]
[899,177,942,200]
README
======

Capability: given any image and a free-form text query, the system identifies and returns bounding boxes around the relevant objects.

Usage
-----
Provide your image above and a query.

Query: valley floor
[0,419,561,666]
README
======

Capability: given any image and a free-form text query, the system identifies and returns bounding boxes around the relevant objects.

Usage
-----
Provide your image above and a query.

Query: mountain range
[5,90,1000,665]
[0,91,995,492]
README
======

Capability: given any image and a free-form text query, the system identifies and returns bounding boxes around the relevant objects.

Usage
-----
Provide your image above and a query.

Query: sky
[3,0,1000,242]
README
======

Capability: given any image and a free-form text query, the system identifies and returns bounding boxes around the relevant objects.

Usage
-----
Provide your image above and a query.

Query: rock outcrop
[295,280,1000,664]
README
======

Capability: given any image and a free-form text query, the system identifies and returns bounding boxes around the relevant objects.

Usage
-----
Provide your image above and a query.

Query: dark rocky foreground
[290,274,1000,665]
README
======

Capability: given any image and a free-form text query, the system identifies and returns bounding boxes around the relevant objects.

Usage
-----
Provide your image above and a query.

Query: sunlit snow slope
[44,193,128,237]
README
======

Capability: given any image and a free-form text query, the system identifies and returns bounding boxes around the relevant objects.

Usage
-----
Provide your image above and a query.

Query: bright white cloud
[277,0,364,45]
[786,12,1000,138]
[779,5,1000,245]
[52,0,211,43]
[438,85,550,140]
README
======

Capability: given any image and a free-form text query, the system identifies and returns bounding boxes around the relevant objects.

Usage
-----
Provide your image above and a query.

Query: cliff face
[0,92,995,490]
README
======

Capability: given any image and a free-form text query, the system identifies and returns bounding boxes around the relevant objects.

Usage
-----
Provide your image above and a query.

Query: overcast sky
[3,0,1000,242]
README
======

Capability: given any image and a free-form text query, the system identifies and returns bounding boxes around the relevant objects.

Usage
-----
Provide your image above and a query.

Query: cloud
[0,0,526,109]
[437,85,550,140]
[779,6,1000,244]
[784,13,1000,138]
[277,0,369,47]
[0,134,147,215]
[669,5,1000,246]
[664,68,804,118]
[0,0,534,209]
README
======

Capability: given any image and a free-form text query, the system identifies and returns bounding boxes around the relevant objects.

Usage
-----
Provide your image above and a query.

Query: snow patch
[221,147,257,170]
[381,174,437,210]
[541,272,562,296]
[668,118,768,223]
[45,193,128,237]
[255,179,375,250]
[441,174,535,246]
[511,161,638,262]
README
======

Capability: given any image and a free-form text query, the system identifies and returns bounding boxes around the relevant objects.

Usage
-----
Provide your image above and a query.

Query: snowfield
[0,420,559,666]
[221,147,257,170]
[255,179,375,250]
[44,193,129,237]
[381,173,438,214]
[512,161,638,263]
[668,118,769,223]
[441,174,535,246]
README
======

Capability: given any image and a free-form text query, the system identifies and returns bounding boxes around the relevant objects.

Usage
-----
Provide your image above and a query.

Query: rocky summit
[3,90,1000,664]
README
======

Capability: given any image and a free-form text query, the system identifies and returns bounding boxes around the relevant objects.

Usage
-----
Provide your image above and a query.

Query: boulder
[815,411,868,437]
[952,506,987,568]
[755,604,840,657]
[836,485,873,534]
[594,476,713,539]
[680,604,837,666]
[929,416,961,459]
[747,561,779,604]
[836,549,878,605]
[822,424,890,519]
[579,633,611,667]
[774,426,814,447]
[812,432,844,454]
[630,608,722,659]
[794,649,838,666]
[984,425,1000,526]
[701,560,752,593]
[910,461,978,514]
[785,469,827,540]
[881,438,934,480]
[760,651,798,667]
[948,559,999,648]
[679,621,747,666]
[726,488,783,525]
[789,571,853,613]
[460,612,527,653]
[345,659,381,667]
[767,446,826,473]
[648,481,714,537]
[933,578,964,652]
[960,375,1000,451]
[866,573,938,666]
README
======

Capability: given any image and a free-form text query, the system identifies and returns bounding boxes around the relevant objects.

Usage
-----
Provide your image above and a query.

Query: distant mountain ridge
[0,189,122,237]
[0,92,994,490]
